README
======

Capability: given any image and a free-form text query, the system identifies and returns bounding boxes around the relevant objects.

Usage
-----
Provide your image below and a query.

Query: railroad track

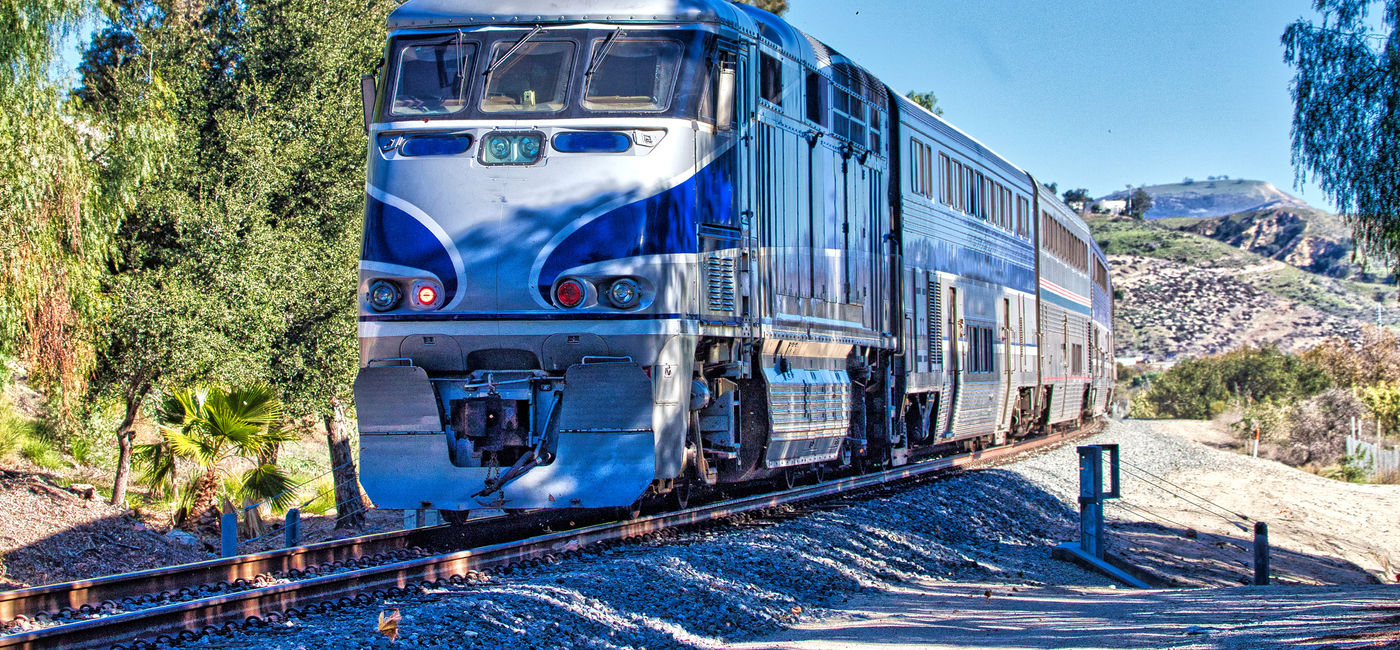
[0,423,1094,649]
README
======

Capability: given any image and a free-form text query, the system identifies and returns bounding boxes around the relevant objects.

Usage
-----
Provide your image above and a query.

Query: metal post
[1078,445,1105,559]
[284,508,301,548]
[220,512,238,558]
[1253,522,1270,586]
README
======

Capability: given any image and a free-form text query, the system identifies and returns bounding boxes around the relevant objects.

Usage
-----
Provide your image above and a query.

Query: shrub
[1236,389,1365,469]
[1325,451,1370,483]
[1286,389,1367,466]
[68,437,94,466]
[21,438,65,470]
[1144,346,1330,419]
[296,478,337,516]
[0,403,29,459]
[1359,382,1400,434]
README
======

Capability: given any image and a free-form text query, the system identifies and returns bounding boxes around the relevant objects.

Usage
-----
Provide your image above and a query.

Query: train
[352,0,1114,517]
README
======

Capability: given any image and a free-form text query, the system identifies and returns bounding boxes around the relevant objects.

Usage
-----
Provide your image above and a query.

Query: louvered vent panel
[706,255,736,312]
[928,278,942,365]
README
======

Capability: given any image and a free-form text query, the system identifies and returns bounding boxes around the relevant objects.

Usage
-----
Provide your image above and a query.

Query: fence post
[285,508,301,548]
[1253,521,1270,586]
[220,512,238,558]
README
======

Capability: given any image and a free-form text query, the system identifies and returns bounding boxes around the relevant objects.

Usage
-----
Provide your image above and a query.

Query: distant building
[1094,199,1128,215]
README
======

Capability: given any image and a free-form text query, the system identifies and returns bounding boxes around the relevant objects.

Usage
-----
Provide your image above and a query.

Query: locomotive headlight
[488,136,510,159]
[607,278,640,308]
[368,280,401,312]
[480,131,545,165]
[518,135,541,161]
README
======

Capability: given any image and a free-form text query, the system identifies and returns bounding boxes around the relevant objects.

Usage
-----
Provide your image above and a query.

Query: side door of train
[697,39,754,327]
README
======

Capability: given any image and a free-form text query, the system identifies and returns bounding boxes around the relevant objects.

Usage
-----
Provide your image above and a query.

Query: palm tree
[144,384,298,522]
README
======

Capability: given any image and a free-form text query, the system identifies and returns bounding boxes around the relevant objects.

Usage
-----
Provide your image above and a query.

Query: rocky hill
[1100,179,1309,220]
[1089,215,1394,361]
[1161,207,1389,282]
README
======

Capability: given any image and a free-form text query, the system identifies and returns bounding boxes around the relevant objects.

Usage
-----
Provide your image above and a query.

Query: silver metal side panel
[762,365,850,469]
[353,365,442,434]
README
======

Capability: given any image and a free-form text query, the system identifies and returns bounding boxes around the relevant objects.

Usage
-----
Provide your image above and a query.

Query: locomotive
[352,0,1114,515]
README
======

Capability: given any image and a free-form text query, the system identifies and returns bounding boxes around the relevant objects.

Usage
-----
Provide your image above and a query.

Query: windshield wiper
[484,25,543,76]
[456,30,468,98]
[585,27,624,78]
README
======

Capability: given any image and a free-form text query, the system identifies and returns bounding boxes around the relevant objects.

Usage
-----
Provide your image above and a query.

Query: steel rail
[0,524,448,623]
[0,424,1089,650]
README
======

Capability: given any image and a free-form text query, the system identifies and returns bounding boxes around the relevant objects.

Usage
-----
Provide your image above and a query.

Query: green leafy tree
[1128,187,1153,219]
[1284,1,1400,272]
[0,0,169,416]
[734,0,789,15]
[906,90,944,116]
[79,1,287,505]
[1145,346,1330,418]
[80,0,394,523]
[1360,382,1400,434]
[145,385,296,520]
[1062,188,1091,205]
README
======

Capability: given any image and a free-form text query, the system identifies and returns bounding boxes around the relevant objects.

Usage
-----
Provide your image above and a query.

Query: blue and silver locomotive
[353,0,1114,515]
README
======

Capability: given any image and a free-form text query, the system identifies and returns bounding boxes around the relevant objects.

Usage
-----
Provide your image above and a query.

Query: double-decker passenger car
[352,0,1113,515]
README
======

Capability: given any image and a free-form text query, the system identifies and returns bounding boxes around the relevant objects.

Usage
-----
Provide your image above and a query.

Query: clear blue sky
[785,0,1333,208]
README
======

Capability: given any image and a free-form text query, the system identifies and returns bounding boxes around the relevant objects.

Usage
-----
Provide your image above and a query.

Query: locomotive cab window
[583,38,683,112]
[388,35,478,117]
[759,52,783,105]
[482,40,575,113]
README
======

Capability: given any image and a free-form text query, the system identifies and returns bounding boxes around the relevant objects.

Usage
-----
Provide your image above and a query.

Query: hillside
[1089,215,1392,361]
[1096,179,1389,280]
[1100,179,1308,220]
[1159,208,1389,282]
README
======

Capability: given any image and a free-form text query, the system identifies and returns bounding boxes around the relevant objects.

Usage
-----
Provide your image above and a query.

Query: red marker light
[555,279,584,308]
[416,285,437,306]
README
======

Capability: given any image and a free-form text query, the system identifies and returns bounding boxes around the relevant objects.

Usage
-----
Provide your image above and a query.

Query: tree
[79,1,289,506]
[906,90,944,116]
[0,0,160,417]
[202,0,396,527]
[146,385,297,521]
[1284,2,1400,274]
[735,0,789,15]
[1128,187,1153,219]
[1062,188,1091,205]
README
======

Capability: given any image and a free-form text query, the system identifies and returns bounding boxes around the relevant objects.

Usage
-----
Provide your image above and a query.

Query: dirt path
[735,581,1399,649]
[738,418,1400,648]
[1129,419,1400,585]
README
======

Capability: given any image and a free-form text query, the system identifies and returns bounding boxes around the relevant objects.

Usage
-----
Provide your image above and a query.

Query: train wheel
[778,468,797,491]
[440,510,470,525]
[813,463,826,484]
[672,479,693,510]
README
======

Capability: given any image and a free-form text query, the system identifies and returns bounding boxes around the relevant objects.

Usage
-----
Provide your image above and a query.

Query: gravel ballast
[178,418,1397,648]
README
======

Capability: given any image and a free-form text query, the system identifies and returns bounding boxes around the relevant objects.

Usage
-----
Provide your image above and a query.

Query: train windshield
[583,39,684,112]
[382,28,711,121]
[388,34,476,117]
[482,40,575,113]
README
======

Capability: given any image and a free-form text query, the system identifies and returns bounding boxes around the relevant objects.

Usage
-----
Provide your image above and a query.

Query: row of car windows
[1041,210,1090,273]
[1093,258,1110,292]
[908,138,1032,239]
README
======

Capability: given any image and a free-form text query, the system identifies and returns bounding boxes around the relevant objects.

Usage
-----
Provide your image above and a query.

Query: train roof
[388,0,756,31]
